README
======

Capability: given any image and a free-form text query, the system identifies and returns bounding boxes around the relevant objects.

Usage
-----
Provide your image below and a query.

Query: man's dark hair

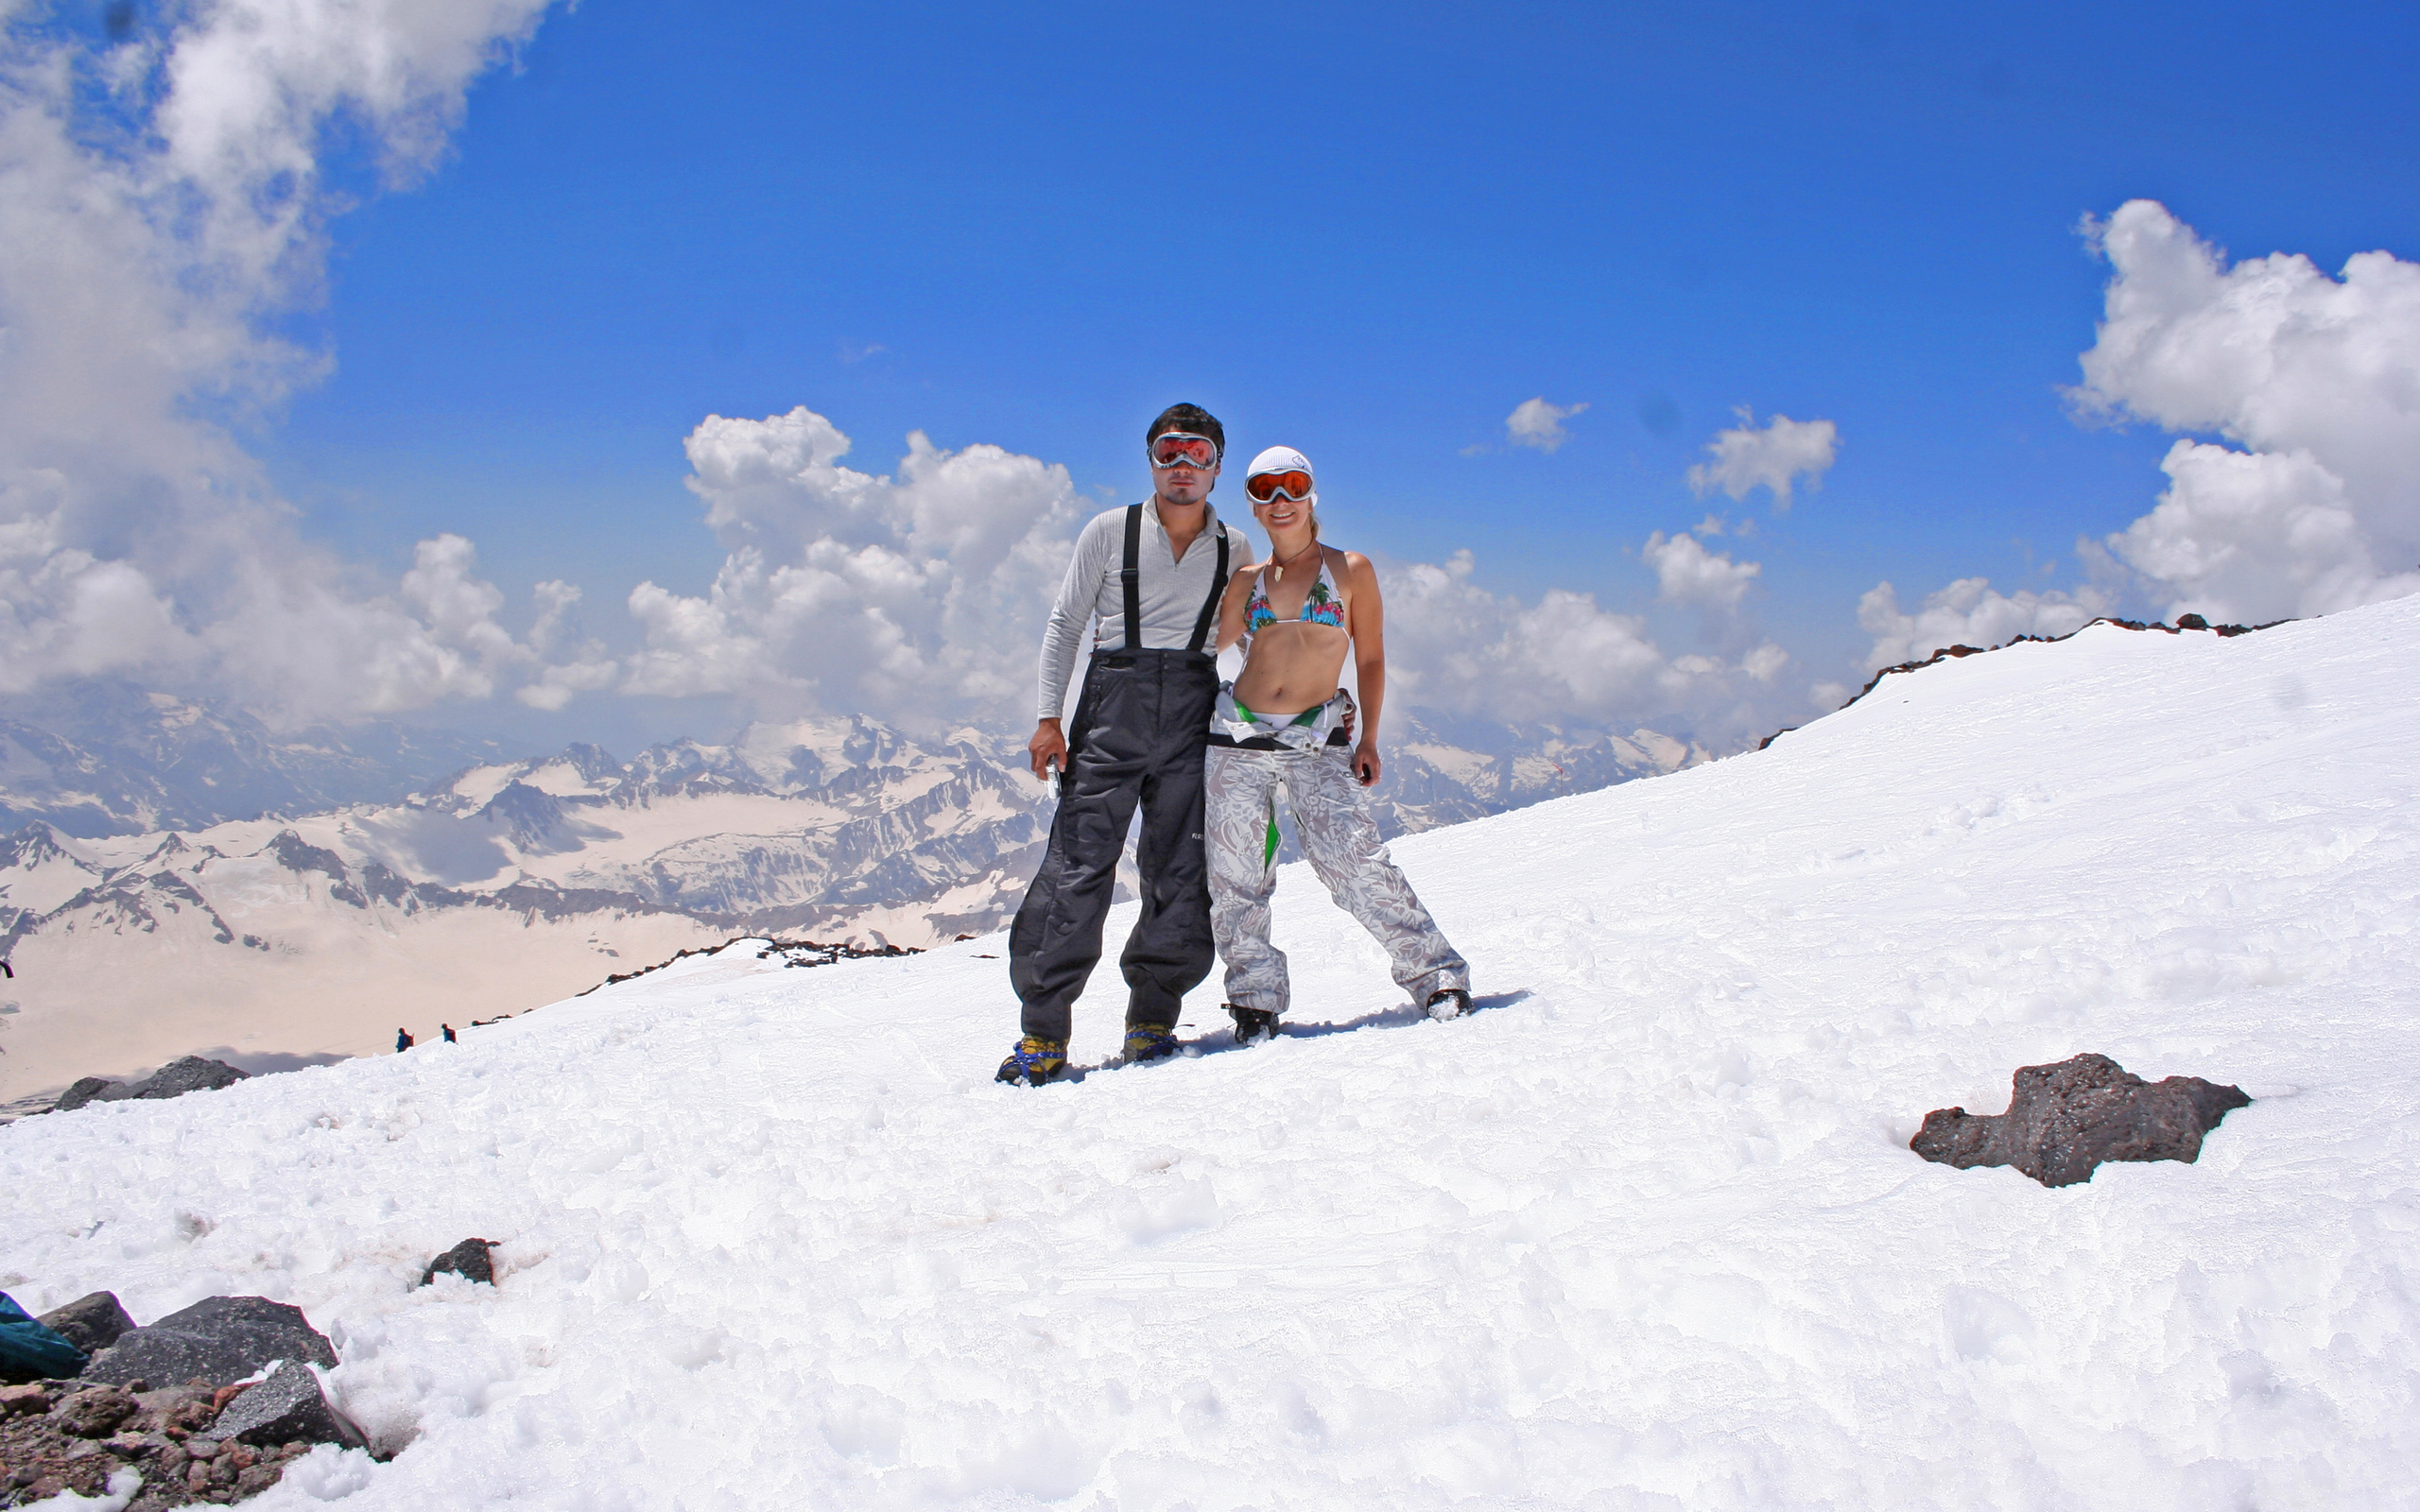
[1147,403,1224,457]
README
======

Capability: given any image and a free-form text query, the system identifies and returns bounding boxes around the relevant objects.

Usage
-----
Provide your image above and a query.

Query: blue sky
[9,0,2418,751]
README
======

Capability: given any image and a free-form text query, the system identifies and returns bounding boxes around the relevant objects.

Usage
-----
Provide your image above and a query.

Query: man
[996,403,1250,1085]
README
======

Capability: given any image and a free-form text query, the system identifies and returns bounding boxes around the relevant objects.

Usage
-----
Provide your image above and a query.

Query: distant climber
[396,1027,414,1053]
[441,1023,457,1043]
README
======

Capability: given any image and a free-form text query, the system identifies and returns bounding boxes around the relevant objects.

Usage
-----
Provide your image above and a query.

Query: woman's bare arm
[1343,552,1385,785]
[1214,563,1258,653]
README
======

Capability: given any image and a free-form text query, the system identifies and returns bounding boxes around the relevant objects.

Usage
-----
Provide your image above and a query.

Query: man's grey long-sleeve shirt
[1036,501,1236,721]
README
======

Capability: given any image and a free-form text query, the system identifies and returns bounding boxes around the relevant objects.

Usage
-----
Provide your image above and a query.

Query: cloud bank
[1687,408,1839,509]
[1378,550,1790,743]
[0,0,592,721]
[622,409,1081,726]
[2070,199,2420,625]
[628,407,1803,745]
[1857,201,2420,672]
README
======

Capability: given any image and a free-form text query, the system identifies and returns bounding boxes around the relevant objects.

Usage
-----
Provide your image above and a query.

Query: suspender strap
[1186,524,1229,654]
[1120,504,1143,650]
[1119,503,1227,655]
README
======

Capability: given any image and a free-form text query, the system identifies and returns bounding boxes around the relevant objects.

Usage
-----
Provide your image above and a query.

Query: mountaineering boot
[1228,1005,1281,1045]
[1121,1022,1182,1063]
[995,1035,1067,1086]
[1425,988,1472,1022]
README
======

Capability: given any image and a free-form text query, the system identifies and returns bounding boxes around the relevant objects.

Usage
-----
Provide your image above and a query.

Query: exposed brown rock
[1911,1052,2250,1188]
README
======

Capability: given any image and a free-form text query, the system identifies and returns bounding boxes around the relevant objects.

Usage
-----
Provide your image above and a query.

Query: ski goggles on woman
[1244,469,1314,503]
[1149,433,1221,470]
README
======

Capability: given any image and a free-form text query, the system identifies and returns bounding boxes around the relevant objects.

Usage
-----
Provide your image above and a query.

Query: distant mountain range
[0,683,506,837]
[0,687,1707,1103]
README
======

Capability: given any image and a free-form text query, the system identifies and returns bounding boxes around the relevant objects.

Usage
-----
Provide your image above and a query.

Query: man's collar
[1146,497,1219,532]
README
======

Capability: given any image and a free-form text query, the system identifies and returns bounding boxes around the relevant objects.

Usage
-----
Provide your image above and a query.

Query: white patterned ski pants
[1204,744,1469,1016]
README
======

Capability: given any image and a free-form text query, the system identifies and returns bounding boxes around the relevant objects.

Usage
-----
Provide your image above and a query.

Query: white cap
[1245,445,1318,513]
[1246,445,1312,479]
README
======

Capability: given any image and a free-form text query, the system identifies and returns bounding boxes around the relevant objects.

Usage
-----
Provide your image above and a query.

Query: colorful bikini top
[1244,551,1347,635]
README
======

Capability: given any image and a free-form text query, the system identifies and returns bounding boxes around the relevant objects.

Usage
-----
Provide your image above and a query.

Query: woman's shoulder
[1329,546,1375,578]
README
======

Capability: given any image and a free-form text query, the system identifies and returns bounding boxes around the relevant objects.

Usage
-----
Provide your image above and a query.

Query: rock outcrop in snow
[50,1058,251,1113]
[81,1297,337,1390]
[416,1240,497,1288]
[1910,1053,2251,1187]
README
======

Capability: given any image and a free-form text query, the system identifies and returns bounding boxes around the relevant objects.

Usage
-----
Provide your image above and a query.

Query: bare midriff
[1234,622,1350,718]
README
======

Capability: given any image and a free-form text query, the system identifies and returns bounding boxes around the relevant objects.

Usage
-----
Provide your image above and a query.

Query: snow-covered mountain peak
[0,823,104,919]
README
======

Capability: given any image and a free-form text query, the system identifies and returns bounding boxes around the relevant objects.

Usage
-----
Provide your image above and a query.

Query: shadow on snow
[1064,989,1532,1081]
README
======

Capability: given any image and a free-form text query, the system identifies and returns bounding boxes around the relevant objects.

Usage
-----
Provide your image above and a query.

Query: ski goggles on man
[1244,469,1314,504]
[1149,432,1221,470]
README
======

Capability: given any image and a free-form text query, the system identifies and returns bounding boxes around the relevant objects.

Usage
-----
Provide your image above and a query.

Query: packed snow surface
[6,600,2418,1508]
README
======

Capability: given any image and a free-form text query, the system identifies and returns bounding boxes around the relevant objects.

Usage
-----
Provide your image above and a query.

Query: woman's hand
[1352,738,1382,788]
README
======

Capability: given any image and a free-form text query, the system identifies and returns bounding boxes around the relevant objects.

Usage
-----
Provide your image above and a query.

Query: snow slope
[3,599,2416,1509]
[0,708,1701,1107]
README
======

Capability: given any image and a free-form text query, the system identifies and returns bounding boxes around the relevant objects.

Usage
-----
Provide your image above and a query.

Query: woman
[1204,445,1471,1044]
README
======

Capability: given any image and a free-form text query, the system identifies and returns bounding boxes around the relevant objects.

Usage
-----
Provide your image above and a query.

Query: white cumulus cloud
[1505,398,1589,452]
[1373,551,1788,745]
[0,0,590,722]
[1686,408,1839,509]
[2068,199,2420,624]
[1740,643,1789,683]
[1642,530,1762,611]
[621,408,1082,727]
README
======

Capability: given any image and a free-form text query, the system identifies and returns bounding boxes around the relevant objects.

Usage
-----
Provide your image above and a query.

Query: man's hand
[1028,719,1068,782]
[1338,689,1355,742]
[1353,738,1382,788]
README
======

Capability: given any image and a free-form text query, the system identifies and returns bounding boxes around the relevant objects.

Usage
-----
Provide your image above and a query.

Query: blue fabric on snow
[0,1291,88,1382]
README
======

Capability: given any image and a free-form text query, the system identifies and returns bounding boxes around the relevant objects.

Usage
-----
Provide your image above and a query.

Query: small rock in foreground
[81,1296,337,1389]
[37,1293,137,1357]
[1910,1052,2249,1188]
[419,1238,498,1288]
[211,1361,369,1452]
[53,1384,139,1438]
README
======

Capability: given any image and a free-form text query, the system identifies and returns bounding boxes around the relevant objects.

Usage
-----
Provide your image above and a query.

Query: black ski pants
[1011,648,1219,1041]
